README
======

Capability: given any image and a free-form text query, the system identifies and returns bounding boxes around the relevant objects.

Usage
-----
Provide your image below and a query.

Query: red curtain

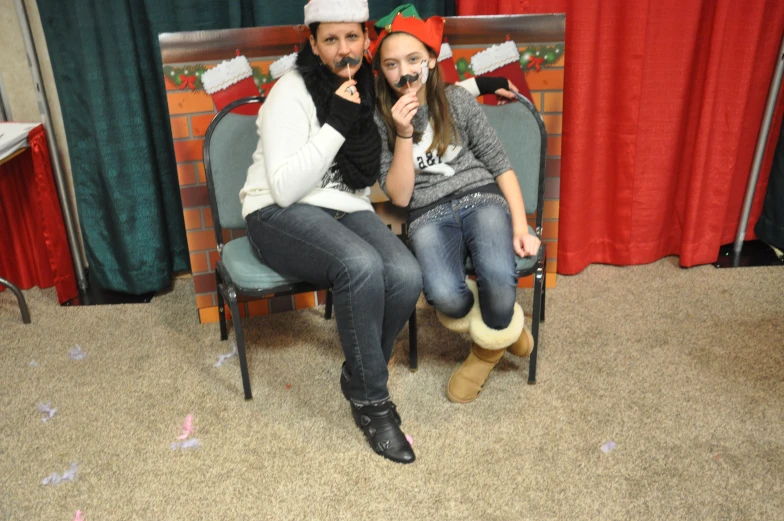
[0,125,78,304]
[458,0,784,274]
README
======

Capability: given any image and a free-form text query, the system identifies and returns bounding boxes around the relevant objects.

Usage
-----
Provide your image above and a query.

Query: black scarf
[296,43,381,191]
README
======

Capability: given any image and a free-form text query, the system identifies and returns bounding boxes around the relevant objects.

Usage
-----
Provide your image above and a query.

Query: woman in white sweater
[241,0,419,464]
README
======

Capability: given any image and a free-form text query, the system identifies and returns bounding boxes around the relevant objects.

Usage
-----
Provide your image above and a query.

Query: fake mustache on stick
[334,56,362,68]
[394,73,420,89]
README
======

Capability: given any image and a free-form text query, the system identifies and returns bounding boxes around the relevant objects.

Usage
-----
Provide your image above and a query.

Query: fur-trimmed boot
[446,300,526,403]
[446,343,507,403]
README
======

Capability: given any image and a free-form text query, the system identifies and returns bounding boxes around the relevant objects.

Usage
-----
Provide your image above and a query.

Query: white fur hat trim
[470,40,520,76]
[201,56,253,95]
[304,0,369,25]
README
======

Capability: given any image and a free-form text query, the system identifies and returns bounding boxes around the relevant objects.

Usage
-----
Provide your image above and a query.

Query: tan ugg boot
[507,327,534,358]
[469,302,525,351]
[446,344,506,403]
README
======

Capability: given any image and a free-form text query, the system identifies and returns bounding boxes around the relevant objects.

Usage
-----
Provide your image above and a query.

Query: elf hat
[367,10,445,60]
[304,0,369,26]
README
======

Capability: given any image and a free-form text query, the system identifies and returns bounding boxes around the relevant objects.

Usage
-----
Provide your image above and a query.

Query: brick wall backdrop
[165,44,563,325]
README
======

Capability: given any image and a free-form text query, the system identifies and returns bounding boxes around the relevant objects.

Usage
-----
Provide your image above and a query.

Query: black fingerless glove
[326,94,361,137]
[475,76,510,96]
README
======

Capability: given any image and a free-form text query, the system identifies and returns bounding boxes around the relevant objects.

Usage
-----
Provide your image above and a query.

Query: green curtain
[36,0,453,294]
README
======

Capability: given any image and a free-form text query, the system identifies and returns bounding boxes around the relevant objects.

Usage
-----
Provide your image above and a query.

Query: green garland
[164,65,274,92]
[454,44,564,81]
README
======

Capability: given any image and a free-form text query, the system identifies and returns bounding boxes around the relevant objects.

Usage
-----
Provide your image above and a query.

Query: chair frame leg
[226,285,253,400]
[0,276,31,324]
[215,270,228,341]
[540,271,547,322]
[528,254,545,385]
[324,287,333,320]
[408,308,418,371]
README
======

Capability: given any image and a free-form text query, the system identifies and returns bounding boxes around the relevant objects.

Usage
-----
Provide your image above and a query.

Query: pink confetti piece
[176,414,194,440]
[405,434,414,446]
[37,402,57,423]
[284,384,292,390]
[73,510,85,521]
[600,441,617,453]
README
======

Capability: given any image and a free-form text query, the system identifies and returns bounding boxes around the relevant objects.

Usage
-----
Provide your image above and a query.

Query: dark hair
[373,34,458,156]
[308,21,367,41]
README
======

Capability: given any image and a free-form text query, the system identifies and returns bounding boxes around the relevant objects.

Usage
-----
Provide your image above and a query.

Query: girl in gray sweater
[370,10,541,403]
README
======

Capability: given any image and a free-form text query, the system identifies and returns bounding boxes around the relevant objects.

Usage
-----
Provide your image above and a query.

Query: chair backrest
[202,97,264,250]
[480,95,547,233]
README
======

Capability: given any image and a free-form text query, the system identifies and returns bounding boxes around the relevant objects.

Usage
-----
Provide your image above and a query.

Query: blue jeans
[409,194,518,330]
[246,204,422,405]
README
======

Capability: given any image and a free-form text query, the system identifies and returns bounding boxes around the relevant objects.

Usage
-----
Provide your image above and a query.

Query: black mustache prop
[334,56,362,68]
[394,73,420,88]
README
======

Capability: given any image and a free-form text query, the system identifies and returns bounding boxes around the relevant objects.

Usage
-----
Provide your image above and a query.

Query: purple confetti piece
[213,342,237,367]
[600,441,617,453]
[171,438,201,450]
[37,402,57,423]
[69,346,87,360]
[41,462,78,486]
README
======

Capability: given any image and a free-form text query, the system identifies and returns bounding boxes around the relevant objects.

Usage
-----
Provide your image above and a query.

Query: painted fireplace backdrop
[159,15,565,324]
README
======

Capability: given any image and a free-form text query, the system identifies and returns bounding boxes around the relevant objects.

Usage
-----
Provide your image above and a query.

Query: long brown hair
[373,37,458,156]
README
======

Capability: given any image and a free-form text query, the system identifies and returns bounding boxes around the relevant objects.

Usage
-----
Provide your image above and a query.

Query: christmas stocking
[469,40,533,105]
[438,42,461,84]
[262,51,298,98]
[201,55,261,116]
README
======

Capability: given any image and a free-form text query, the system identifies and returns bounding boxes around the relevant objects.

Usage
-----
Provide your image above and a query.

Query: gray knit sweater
[374,85,513,212]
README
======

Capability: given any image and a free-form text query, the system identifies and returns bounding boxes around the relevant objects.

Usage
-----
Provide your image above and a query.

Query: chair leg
[528,259,545,385]
[324,287,333,320]
[215,270,228,341]
[408,307,418,372]
[540,245,547,323]
[227,286,253,400]
[0,277,31,324]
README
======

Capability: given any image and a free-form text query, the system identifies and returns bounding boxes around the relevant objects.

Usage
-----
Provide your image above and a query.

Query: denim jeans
[409,194,518,330]
[246,203,422,405]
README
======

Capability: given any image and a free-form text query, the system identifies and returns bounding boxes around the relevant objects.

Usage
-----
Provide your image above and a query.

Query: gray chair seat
[221,237,300,289]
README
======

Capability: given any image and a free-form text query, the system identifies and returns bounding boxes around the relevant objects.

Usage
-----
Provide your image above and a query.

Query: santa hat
[304,0,368,25]
[260,51,298,98]
[368,11,445,60]
[437,41,460,84]
[470,40,533,105]
[201,55,261,115]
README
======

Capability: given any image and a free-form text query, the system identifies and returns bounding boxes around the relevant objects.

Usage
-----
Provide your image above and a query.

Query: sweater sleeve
[449,86,513,177]
[373,110,395,195]
[260,74,348,207]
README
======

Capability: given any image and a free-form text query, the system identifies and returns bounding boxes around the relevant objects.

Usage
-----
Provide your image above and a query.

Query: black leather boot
[341,362,402,425]
[350,401,415,464]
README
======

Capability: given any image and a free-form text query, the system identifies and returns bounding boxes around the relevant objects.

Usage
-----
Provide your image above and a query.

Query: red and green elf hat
[368,4,445,60]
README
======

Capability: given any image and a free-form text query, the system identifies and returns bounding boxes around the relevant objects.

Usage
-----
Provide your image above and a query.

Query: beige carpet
[1,259,782,520]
